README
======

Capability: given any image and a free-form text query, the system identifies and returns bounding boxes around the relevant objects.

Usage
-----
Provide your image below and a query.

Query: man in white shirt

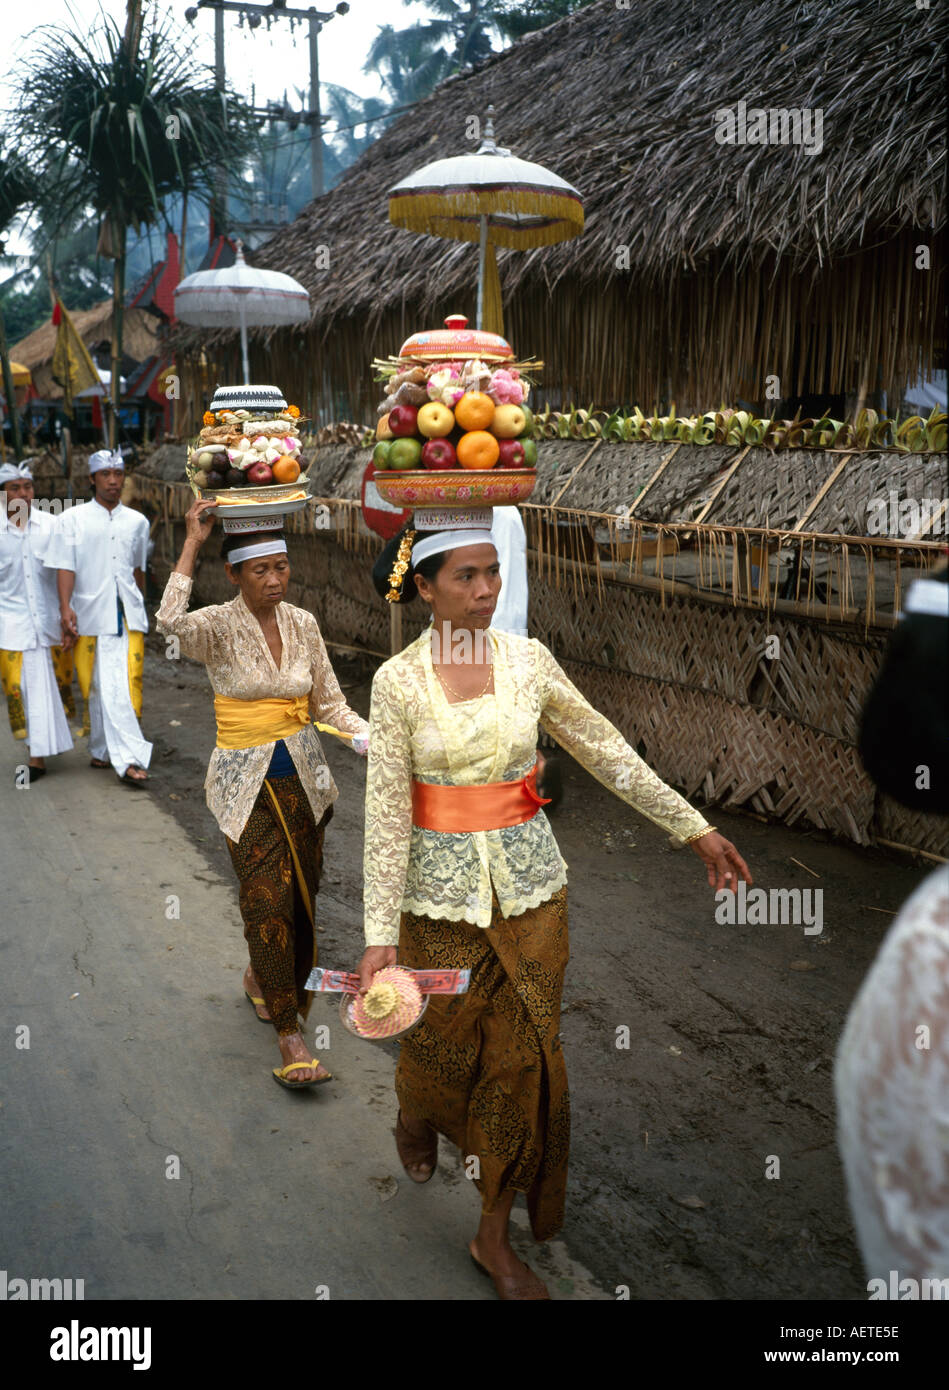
[0,462,74,781]
[46,449,152,784]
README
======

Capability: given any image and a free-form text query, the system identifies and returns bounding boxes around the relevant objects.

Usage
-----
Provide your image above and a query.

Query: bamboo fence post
[626,442,681,517]
[791,456,852,532]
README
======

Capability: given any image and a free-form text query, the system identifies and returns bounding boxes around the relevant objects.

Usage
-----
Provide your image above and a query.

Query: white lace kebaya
[363,628,713,946]
[156,571,368,841]
[835,866,949,1285]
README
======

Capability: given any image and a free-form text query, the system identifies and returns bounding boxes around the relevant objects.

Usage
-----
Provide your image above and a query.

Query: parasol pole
[476,215,488,330]
[239,296,250,384]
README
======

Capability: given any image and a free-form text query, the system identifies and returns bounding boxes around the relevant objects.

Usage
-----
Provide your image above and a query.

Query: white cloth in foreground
[490,506,528,636]
[0,505,72,758]
[88,630,153,775]
[20,645,72,758]
[44,498,149,635]
[834,865,949,1285]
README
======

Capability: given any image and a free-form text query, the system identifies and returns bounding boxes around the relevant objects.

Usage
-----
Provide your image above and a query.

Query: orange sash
[412,764,550,833]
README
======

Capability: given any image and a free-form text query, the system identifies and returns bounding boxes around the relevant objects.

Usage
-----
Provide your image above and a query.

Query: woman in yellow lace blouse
[358,525,751,1300]
[158,498,369,1089]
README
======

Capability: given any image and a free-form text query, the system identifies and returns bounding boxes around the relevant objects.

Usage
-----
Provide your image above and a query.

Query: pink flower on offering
[488,369,524,405]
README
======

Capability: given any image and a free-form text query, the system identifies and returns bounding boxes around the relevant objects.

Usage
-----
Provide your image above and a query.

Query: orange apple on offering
[417,401,455,438]
[456,430,500,469]
[377,413,394,440]
[454,391,495,431]
[490,404,528,438]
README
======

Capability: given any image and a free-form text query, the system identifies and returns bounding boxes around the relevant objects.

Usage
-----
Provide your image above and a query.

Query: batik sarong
[226,774,332,1036]
[395,885,570,1240]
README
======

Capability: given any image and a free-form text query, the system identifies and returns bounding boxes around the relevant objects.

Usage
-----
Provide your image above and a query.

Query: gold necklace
[435,661,494,702]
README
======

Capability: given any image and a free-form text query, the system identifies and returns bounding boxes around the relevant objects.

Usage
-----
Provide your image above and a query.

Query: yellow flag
[51,299,101,417]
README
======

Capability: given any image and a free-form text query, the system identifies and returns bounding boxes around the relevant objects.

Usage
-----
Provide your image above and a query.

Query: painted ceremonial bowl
[399,314,514,364]
[372,468,536,508]
[339,990,430,1043]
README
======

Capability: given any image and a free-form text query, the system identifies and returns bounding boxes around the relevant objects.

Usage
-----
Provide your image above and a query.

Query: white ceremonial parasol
[174,241,310,383]
[388,106,583,335]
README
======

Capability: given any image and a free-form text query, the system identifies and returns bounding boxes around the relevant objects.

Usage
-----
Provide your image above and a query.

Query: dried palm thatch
[171,0,945,425]
[12,297,160,400]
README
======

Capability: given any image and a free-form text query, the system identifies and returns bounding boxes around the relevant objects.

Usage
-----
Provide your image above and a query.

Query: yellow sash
[214,693,310,749]
[73,632,145,736]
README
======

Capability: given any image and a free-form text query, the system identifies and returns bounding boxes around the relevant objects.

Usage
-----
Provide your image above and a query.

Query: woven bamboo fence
[131,444,948,861]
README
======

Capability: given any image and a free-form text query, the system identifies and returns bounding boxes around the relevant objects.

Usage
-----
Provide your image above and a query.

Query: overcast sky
[0,0,402,106]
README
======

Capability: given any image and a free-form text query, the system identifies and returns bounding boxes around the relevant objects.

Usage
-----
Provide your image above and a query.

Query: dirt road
[113,627,929,1300]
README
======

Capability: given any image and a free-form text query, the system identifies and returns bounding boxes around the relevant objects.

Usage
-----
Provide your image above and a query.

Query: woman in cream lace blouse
[157,498,368,1089]
[357,524,751,1300]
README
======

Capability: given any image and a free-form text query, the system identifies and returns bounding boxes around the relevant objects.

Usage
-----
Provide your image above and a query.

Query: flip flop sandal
[469,1251,551,1301]
[120,767,149,787]
[90,758,111,769]
[244,990,272,1024]
[26,767,47,781]
[272,1059,333,1090]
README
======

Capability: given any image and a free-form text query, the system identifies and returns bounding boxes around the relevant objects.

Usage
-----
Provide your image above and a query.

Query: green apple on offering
[520,438,538,467]
[388,436,422,470]
[518,406,534,437]
[372,440,393,469]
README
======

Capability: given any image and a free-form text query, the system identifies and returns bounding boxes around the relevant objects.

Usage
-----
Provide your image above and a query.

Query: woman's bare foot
[277,1031,330,1085]
[123,764,148,782]
[396,1110,437,1181]
[243,967,271,1022]
[28,757,46,770]
[469,1235,535,1280]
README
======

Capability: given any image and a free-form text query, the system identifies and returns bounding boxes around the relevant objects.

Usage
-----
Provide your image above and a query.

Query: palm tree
[0,149,38,456]
[12,3,259,447]
[365,21,456,105]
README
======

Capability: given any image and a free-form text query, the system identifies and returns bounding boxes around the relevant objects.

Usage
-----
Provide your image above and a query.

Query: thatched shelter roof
[177,0,946,417]
[12,298,161,400]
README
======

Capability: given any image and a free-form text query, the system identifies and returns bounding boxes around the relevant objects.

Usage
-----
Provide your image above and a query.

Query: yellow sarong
[1,646,76,738]
[213,693,310,750]
[73,632,145,736]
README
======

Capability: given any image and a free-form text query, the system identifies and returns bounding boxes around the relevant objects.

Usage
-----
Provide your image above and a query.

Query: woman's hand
[184,496,218,546]
[352,733,369,757]
[357,945,397,994]
[688,830,752,893]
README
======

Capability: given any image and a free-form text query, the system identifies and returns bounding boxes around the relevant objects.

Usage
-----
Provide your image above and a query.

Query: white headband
[228,539,288,565]
[412,530,496,567]
[902,579,949,619]
[0,462,33,483]
[89,449,125,474]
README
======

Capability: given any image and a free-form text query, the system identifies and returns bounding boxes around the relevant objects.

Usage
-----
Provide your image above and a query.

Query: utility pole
[186,0,351,207]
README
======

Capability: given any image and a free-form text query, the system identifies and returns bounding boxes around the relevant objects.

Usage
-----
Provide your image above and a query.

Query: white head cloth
[0,461,33,484]
[227,539,288,565]
[902,578,949,619]
[89,449,125,474]
[412,529,496,567]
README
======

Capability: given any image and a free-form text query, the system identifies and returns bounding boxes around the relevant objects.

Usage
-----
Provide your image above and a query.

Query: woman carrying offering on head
[158,497,369,1090]
[357,523,752,1300]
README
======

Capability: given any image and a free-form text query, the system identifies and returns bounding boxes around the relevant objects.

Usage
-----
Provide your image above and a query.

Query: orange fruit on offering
[454,391,495,431]
[456,430,500,469]
[272,455,301,483]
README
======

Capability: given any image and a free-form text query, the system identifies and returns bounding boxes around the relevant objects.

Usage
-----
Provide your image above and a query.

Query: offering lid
[398,315,513,363]
[208,383,288,414]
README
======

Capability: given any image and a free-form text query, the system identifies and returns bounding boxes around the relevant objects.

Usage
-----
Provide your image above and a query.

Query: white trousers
[21,645,73,759]
[88,630,153,777]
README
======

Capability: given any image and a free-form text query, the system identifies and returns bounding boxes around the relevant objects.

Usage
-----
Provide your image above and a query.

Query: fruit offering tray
[369,315,541,481]
[186,387,310,502]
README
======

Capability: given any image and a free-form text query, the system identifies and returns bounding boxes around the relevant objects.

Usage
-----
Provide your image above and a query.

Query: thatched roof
[12,298,161,400]
[177,0,945,415]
